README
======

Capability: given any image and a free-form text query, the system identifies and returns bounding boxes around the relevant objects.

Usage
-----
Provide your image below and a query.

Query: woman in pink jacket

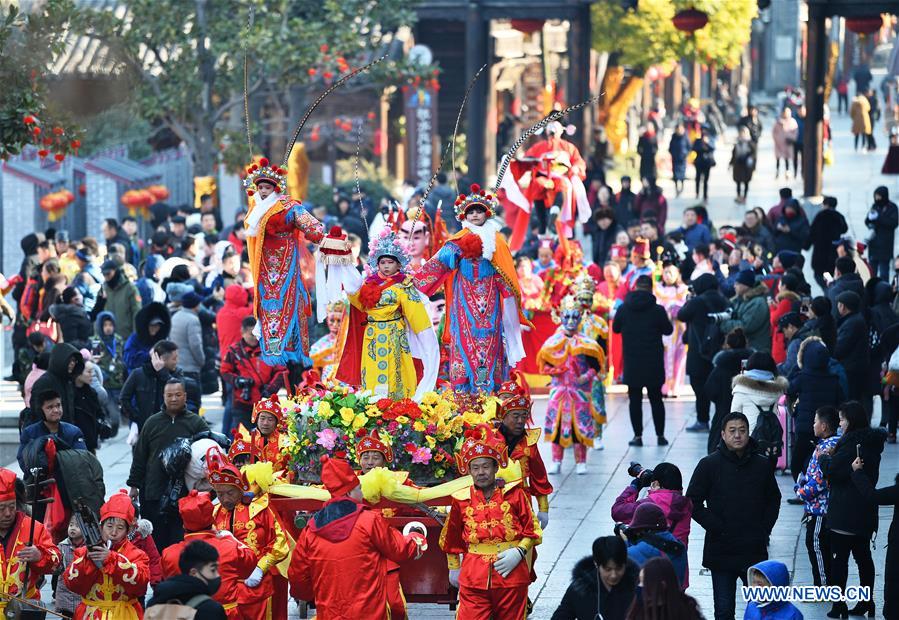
[611,462,693,587]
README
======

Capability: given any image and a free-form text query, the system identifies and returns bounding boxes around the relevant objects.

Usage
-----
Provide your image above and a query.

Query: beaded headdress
[453,183,498,222]
[242,157,287,196]
[367,229,411,272]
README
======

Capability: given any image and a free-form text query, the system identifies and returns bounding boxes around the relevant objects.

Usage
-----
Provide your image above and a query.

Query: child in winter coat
[54,515,86,615]
[130,518,164,586]
[744,560,804,619]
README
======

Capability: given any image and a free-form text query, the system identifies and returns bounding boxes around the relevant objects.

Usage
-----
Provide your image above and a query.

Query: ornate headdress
[573,271,596,299]
[206,446,247,491]
[228,424,257,462]
[456,424,509,474]
[554,294,584,326]
[367,228,411,272]
[242,157,287,196]
[355,429,394,464]
[497,369,530,401]
[453,183,498,222]
[252,395,283,424]
[498,393,532,418]
[326,298,347,315]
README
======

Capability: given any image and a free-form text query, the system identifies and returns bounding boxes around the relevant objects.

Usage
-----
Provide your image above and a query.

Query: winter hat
[776,250,800,271]
[320,455,359,498]
[178,489,215,531]
[778,312,802,330]
[56,230,70,243]
[836,291,860,312]
[0,468,17,502]
[100,490,136,525]
[735,269,757,287]
[626,502,667,533]
[166,282,193,303]
[181,292,202,309]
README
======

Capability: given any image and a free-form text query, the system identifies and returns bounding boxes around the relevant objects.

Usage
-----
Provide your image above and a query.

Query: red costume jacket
[250,429,290,474]
[504,428,554,512]
[289,499,422,620]
[160,530,257,616]
[64,539,149,620]
[439,485,541,590]
[0,512,60,616]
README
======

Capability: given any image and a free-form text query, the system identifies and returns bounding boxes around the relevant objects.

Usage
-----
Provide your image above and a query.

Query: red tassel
[358,281,384,310]
[455,233,483,259]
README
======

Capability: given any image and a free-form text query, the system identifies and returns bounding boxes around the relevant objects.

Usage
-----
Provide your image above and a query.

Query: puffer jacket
[787,337,845,436]
[216,284,253,358]
[770,290,801,363]
[722,284,772,353]
[169,308,205,374]
[821,426,888,536]
[100,270,141,339]
[794,434,840,516]
[676,273,729,374]
[49,303,92,350]
[93,311,126,390]
[29,343,85,424]
[551,556,639,620]
[730,373,788,433]
[124,302,171,373]
[744,560,804,620]
[834,310,869,371]
[625,530,687,587]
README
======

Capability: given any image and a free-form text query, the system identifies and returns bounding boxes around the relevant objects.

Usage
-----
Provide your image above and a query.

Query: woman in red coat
[770,273,802,364]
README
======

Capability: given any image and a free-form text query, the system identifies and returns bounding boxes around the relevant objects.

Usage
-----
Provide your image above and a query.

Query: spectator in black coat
[686,411,781,620]
[851,464,899,620]
[72,361,103,452]
[865,279,899,416]
[589,208,622,266]
[786,337,845,483]
[773,199,810,254]
[49,287,93,350]
[552,536,638,620]
[879,322,899,441]
[820,402,887,618]
[29,343,84,425]
[801,296,837,353]
[827,256,866,320]
[677,273,729,432]
[703,328,753,454]
[834,291,870,402]
[124,302,172,374]
[865,186,899,280]
[613,275,673,447]
[807,196,848,292]
[614,177,637,226]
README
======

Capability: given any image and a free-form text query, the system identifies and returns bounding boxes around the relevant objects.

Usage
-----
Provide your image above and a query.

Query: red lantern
[845,15,883,35]
[54,153,65,162]
[148,185,170,201]
[673,8,709,34]
[510,19,544,35]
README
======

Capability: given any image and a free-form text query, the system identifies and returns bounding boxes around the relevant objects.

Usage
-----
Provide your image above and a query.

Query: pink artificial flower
[411,447,432,465]
[315,428,338,450]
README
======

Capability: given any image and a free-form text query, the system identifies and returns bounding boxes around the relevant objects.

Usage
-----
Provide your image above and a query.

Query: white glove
[537,511,549,530]
[215,529,237,540]
[448,568,460,589]
[126,422,139,447]
[493,547,525,578]
[245,567,264,588]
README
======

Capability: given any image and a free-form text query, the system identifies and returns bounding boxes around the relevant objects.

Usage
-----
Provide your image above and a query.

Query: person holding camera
[611,463,692,586]
[703,328,753,453]
[686,411,781,620]
[220,316,285,433]
[615,503,687,588]
[551,536,638,620]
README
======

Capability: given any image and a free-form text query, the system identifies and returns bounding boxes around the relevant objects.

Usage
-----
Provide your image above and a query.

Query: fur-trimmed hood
[797,336,829,371]
[732,373,789,394]
[743,283,770,300]
[776,289,801,303]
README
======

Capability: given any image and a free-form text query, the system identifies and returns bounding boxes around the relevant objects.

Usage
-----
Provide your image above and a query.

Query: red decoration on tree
[308,68,317,76]
[323,71,334,80]
[23,115,35,125]
[320,44,329,53]
[54,153,65,162]
[52,127,64,136]
[845,15,883,35]
[32,127,41,136]
[672,8,709,34]
[37,149,49,159]
[367,111,376,120]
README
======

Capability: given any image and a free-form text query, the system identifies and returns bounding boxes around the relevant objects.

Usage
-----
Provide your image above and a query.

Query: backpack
[144,595,211,620]
[751,403,784,462]
[698,319,723,361]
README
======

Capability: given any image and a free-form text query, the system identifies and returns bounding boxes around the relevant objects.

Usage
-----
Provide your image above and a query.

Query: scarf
[245,192,281,238]
[744,369,774,382]
[460,218,501,261]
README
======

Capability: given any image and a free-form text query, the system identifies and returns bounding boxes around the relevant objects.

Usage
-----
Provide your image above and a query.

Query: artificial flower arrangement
[283,385,499,485]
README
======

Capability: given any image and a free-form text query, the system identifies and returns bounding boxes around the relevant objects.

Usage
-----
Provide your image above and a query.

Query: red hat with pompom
[178,489,215,531]
[453,183,498,222]
[100,490,136,525]
[0,468,17,502]
[320,454,359,498]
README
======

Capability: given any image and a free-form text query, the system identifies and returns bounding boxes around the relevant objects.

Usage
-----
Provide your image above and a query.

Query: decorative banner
[404,86,439,187]
[194,176,217,209]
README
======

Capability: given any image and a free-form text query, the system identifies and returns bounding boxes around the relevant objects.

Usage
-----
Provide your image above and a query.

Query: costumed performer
[597,259,625,384]
[288,455,427,619]
[242,157,324,389]
[160,490,257,618]
[0,468,60,617]
[439,425,542,620]
[334,227,439,400]
[64,490,150,620]
[655,262,688,396]
[309,298,347,384]
[538,295,605,474]
[208,448,290,620]
[249,396,292,475]
[622,237,655,292]
[396,205,448,271]
[413,184,531,396]
[573,272,608,449]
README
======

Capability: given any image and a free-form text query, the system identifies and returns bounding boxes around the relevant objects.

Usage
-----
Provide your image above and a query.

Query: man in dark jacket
[18,390,87,473]
[687,411,781,620]
[834,291,869,401]
[127,377,209,551]
[807,196,848,293]
[49,287,93,350]
[551,536,638,620]
[614,176,636,225]
[124,302,171,374]
[613,275,673,446]
[827,256,866,320]
[678,273,729,432]
[147,540,227,620]
[98,260,141,339]
[29,342,84,425]
[719,270,771,353]
[866,186,899,280]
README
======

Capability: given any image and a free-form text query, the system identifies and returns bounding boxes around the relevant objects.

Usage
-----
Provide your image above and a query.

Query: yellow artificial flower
[319,402,333,418]
[365,405,382,418]
[378,431,394,446]
[425,435,436,448]
[395,415,410,424]
[422,392,439,406]
[340,407,356,426]
[351,414,368,431]
[413,421,426,432]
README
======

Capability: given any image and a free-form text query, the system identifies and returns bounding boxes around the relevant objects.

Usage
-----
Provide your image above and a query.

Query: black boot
[847,601,875,617]
[827,602,848,618]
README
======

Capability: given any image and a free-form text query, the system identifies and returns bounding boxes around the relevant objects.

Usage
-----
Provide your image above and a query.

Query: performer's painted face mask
[561,309,581,333]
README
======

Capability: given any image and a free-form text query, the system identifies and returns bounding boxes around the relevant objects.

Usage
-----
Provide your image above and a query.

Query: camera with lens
[613,522,628,538]
[234,376,255,401]
[627,461,654,488]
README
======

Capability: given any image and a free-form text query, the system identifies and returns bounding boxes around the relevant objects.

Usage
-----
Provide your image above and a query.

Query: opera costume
[655,264,689,396]
[596,257,626,384]
[413,184,531,395]
[289,456,426,620]
[622,238,655,293]
[242,158,324,376]
[160,490,257,619]
[396,205,449,272]
[0,469,60,617]
[334,228,439,401]
[64,491,150,620]
[538,296,605,473]
[249,396,292,475]
[439,426,541,620]
[309,299,347,385]
[573,272,608,446]
[207,449,291,620]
